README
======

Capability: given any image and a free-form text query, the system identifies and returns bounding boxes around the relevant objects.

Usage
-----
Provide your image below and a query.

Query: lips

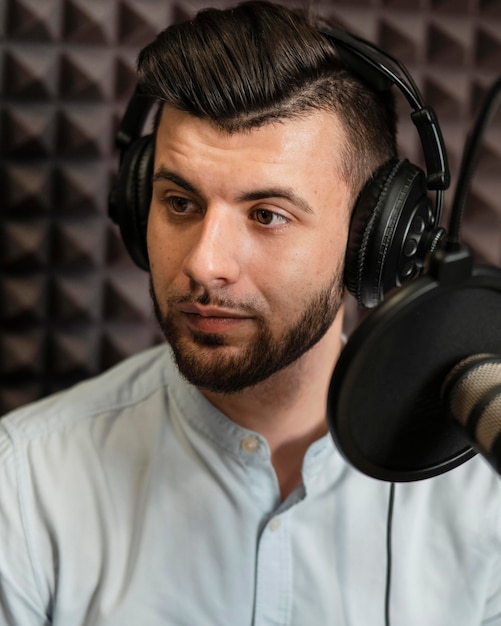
[176,303,252,333]
[177,303,248,317]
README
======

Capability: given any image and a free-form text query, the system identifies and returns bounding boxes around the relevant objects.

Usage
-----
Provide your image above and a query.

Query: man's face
[147,106,352,393]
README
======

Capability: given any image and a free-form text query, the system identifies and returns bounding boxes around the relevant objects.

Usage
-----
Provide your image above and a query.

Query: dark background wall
[1,0,501,415]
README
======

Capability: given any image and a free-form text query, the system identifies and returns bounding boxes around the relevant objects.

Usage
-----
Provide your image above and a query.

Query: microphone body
[443,354,501,475]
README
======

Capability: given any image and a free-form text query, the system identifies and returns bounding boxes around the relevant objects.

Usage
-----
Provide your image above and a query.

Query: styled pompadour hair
[137,0,397,199]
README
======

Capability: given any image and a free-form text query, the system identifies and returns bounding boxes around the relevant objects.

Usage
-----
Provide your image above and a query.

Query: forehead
[156,105,345,156]
[155,105,347,172]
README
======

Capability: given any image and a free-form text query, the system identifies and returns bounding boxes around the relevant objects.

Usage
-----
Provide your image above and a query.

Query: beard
[150,269,344,394]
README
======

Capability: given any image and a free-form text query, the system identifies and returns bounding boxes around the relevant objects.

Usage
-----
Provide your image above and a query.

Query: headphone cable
[385,482,396,626]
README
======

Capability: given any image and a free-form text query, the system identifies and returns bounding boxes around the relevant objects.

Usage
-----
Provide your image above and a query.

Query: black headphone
[108,25,450,309]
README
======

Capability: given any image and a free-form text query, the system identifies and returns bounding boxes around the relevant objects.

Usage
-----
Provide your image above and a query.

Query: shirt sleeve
[481,478,501,625]
[482,554,501,624]
[0,420,49,625]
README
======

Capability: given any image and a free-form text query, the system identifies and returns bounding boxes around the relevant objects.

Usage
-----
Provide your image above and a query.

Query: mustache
[172,292,259,314]
[153,283,263,316]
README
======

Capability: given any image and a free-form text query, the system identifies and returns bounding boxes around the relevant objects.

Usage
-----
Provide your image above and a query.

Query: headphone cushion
[345,158,429,308]
[115,134,154,271]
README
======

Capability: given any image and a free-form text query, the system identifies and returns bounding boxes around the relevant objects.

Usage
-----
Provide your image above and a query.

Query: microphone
[442,353,501,476]
[327,246,501,482]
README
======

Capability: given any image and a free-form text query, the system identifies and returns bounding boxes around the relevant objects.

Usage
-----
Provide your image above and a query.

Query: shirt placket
[253,511,292,626]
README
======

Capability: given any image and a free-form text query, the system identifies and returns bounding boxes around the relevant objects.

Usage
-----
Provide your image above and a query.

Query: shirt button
[269,516,281,531]
[240,436,259,453]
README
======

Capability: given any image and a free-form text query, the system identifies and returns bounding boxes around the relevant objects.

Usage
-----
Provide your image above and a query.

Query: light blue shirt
[1,344,501,625]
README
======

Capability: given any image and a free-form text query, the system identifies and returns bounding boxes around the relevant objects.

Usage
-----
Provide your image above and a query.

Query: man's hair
[137,0,397,200]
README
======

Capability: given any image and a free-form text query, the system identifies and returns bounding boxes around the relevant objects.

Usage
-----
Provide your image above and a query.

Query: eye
[253,209,289,226]
[163,196,199,215]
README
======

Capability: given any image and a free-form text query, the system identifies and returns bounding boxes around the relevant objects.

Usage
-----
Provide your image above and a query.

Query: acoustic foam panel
[1,0,500,414]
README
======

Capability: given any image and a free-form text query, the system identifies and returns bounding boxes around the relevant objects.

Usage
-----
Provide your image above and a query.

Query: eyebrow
[236,188,314,215]
[152,166,315,215]
[152,167,198,194]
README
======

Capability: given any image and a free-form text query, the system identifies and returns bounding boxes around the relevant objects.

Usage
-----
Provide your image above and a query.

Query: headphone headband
[320,26,450,194]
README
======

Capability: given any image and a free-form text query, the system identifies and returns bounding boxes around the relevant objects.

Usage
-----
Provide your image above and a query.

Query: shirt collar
[162,346,347,488]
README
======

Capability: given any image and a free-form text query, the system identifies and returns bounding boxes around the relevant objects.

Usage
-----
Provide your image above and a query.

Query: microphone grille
[443,354,501,456]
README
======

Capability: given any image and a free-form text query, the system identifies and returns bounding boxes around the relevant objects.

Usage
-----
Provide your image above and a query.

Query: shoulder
[0,344,177,446]
[399,455,501,547]
[417,455,501,507]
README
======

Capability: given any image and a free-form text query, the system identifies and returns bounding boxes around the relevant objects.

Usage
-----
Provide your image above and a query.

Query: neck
[201,309,345,500]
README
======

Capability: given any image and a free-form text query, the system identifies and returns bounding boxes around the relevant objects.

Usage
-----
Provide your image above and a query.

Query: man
[0,2,500,625]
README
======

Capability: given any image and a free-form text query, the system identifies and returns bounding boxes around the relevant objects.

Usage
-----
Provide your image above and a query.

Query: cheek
[146,208,160,266]
[146,212,178,289]
[318,210,351,271]
[147,206,182,266]
[255,239,343,309]
[286,222,349,279]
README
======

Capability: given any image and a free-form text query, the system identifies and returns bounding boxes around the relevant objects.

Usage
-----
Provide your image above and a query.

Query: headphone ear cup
[111,134,154,271]
[345,158,435,308]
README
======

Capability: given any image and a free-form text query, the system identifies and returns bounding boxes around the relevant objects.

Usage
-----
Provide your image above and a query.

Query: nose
[182,206,241,289]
